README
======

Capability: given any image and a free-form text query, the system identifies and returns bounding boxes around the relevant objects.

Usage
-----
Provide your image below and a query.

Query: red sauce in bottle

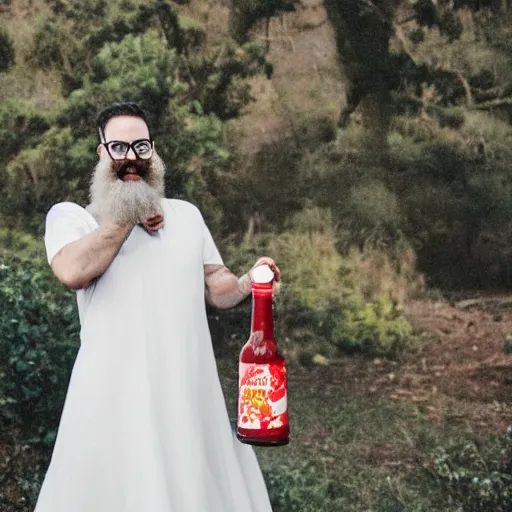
[236,272,289,447]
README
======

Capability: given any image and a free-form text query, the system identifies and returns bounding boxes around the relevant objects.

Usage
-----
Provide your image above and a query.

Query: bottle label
[237,362,288,430]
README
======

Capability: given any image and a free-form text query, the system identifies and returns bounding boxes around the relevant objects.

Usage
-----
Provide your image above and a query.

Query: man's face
[98,115,153,182]
[89,114,165,225]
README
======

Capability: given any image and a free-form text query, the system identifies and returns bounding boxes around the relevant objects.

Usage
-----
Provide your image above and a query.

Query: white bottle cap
[251,264,274,284]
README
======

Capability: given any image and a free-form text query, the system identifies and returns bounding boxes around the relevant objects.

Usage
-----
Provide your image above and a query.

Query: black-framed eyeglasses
[102,139,154,160]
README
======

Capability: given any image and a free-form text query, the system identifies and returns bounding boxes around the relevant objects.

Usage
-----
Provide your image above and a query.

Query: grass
[216,355,509,511]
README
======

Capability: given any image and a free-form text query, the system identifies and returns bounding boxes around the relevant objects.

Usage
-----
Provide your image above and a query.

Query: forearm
[51,222,133,289]
[205,268,252,309]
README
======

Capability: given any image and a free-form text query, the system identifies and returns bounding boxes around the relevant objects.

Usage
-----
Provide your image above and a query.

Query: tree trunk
[360,85,392,154]
[325,0,400,155]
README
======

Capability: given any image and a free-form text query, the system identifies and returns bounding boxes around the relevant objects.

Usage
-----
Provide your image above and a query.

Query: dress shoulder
[47,202,98,228]
[162,198,203,220]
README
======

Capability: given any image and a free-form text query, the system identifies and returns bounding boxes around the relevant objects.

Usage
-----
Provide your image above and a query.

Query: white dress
[35,199,273,512]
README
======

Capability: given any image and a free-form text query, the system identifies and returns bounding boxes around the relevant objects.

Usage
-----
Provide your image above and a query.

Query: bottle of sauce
[236,264,289,446]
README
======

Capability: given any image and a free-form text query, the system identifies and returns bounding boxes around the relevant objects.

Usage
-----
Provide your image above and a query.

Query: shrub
[428,432,512,511]
[222,219,416,361]
[0,228,46,261]
[0,100,51,161]
[341,181,404,247]
[0,254,80,445]
[4,128,95,234]
[262,462,350,512]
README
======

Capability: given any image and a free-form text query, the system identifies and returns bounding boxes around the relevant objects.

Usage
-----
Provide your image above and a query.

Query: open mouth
[120,172,141,182]
[116,163,146,182]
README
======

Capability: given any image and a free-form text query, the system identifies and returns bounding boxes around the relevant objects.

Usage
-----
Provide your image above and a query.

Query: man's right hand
[142,214,164,233]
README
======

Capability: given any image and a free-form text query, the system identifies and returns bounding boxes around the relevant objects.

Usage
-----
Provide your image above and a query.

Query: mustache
[112,159,151,179]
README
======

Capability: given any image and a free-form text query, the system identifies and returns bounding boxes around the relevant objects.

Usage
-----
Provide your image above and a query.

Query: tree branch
[456,71,473,106]
[472,83,512,103]
[396,14,416,25]
[393,23,418,65]
[472,97,512,110]
[264,16,270,53]
[157,0,183,54]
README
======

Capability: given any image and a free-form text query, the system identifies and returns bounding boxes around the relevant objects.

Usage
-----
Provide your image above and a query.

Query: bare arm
[204,257,281,310]
[51,222,133,290]
[204,264,251,309]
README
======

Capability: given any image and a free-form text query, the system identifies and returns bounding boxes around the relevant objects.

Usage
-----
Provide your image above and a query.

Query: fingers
[271,262,281,282]
[145,214,163,226]
[142,214,164,233]
[251,256,281,282]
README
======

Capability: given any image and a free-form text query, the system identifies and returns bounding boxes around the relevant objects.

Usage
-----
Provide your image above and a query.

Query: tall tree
[325,0,400,154]
[228,0,512,154]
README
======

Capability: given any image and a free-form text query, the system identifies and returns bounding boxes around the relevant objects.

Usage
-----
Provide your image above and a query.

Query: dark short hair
[95,102,150,141]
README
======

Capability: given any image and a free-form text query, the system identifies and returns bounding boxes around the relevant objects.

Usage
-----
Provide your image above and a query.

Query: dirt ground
[400,297,512,432]
[293,296,512,435]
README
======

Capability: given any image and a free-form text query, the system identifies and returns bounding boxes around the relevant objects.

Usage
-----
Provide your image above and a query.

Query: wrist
[101,221,133,240]
[237,273,252,296]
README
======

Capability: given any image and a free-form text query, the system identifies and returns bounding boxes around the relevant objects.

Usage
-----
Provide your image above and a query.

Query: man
[35,102,279,512]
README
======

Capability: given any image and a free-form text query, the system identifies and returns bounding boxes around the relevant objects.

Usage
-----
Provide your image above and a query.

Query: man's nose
[126,147,137,160]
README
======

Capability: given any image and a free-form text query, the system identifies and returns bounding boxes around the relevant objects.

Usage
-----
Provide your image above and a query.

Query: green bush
[262,462,350,512]
[332,293,414,356]
[0,100,51,161]
[0,255,80,444]
[391,125,512,288]
[0,228,46,260]
[429,432,512,511]
[222,221,415,361]
[341,181,404,248]
[4,128,96,234]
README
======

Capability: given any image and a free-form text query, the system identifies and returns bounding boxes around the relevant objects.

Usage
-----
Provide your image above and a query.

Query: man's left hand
[249,257,282,295]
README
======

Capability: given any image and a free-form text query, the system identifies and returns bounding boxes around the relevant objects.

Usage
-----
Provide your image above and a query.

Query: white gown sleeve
[44,202,97,265]
[202,220,223,266]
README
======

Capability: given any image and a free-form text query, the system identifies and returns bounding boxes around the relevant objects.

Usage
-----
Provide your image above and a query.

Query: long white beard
[87,153,166,226]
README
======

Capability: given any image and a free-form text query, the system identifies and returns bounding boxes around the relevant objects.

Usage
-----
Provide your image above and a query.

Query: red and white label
[237,362,288,430]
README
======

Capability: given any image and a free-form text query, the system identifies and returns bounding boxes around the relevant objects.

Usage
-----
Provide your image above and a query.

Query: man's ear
[97,144,102,157]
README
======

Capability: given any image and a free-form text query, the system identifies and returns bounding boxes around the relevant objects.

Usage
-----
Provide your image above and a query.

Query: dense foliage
[429,432,512,511]
[0,255,79,445]
[222,223,416,360]
[1,0,269,234]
